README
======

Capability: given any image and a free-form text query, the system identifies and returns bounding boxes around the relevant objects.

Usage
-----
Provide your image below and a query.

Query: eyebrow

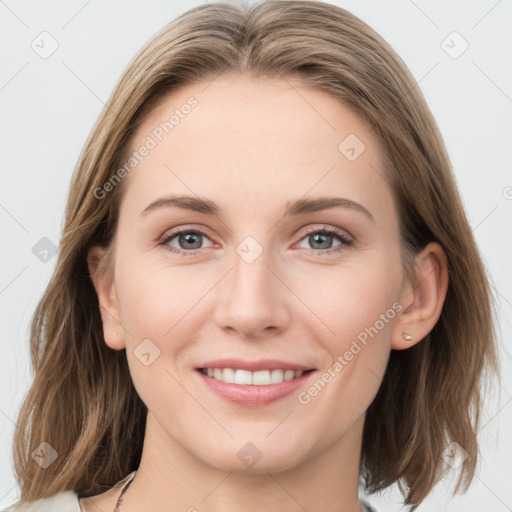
[140,195,374,222]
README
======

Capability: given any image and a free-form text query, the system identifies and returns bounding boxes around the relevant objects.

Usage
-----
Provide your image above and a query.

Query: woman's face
[101,74,408,473]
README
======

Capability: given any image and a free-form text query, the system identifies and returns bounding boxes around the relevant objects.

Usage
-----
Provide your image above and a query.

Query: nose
[212,239,290,340]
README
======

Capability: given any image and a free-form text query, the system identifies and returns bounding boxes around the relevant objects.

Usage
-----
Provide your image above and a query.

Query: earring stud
[403,332,412,340]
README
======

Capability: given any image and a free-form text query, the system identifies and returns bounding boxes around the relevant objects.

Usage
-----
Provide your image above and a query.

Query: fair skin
[84,74,448,512]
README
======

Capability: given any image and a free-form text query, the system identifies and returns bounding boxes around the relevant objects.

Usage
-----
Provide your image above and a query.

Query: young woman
[3,1,498,511]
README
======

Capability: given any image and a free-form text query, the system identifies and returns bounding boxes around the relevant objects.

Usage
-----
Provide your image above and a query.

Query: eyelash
[158,225,354,257]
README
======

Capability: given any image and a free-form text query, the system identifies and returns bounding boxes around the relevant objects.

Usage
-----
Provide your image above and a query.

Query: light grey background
[1,0,511,510]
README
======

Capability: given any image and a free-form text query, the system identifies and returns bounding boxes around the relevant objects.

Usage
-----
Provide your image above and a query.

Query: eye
[159,228,215,256]
[295,225,353,256]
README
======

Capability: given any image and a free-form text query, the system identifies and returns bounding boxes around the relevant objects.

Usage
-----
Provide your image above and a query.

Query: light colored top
[1,490,81,511]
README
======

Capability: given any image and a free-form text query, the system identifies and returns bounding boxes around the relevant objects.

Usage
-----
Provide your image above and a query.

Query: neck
[119,413,365,512]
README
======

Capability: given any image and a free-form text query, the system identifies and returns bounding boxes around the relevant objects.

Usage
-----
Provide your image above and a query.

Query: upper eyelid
[300,225,352,239]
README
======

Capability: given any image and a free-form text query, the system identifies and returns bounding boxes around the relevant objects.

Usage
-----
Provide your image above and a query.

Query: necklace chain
[113,470,137,512]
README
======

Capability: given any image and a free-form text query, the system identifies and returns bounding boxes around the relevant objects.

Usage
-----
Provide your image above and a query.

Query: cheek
[291,253,402,411]
[295,257,401,345]
[115,255,201,337]
[292,275,398,433]
[331,276,397,351]
[114,259,203,404]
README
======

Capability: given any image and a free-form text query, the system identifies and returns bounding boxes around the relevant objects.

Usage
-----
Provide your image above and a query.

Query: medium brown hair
[11,1,498,508]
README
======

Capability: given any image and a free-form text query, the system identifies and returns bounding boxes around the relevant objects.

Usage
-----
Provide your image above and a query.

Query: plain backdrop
[1,0,511,510]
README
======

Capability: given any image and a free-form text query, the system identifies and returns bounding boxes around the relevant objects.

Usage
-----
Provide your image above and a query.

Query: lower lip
[197,370,315,406]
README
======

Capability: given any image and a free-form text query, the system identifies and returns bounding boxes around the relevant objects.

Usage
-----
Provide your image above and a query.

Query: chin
[195,439,310,475]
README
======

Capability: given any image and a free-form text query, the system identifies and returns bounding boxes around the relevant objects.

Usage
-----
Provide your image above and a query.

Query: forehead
[119,74,396,225]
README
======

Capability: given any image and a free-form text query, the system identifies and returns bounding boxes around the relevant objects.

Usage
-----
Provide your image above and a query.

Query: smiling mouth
[197,368,315,386]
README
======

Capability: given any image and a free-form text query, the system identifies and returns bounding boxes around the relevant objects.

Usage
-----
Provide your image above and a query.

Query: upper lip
[198,358,314,372]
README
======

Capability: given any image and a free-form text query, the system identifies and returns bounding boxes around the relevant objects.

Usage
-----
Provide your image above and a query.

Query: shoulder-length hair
[12,1,498,508]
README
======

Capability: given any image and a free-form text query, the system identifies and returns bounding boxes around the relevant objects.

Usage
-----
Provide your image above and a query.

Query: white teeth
[234,369,252,385]
[270,369,284,384]
[284,370,295,381]
[252,370,270,385]
[202,368,308,385]
[223,367,235,383]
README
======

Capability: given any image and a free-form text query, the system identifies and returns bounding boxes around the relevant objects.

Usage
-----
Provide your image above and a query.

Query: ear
[87,245,126,350]
[391,241,449,350]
